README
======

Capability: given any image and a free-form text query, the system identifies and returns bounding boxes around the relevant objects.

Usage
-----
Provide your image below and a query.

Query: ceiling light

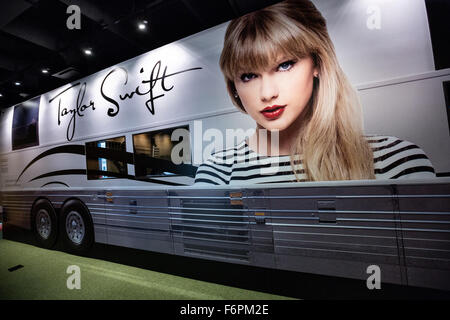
[0,93,3,97]
[42,68,49,74]
[15,81,21,86]
[84,48,93,55]
[138,20,148,31]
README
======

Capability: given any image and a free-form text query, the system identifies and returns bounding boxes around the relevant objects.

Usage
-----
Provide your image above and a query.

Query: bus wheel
[32,199,58,249]
[60,200,94,254]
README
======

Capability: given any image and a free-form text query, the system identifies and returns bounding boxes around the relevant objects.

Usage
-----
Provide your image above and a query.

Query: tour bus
[0,0,449,291]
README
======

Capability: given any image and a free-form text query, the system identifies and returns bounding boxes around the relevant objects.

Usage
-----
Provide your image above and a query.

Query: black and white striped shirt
[194,136,436,185]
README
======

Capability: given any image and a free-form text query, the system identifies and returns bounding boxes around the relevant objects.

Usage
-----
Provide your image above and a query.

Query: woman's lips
[261,105,286,119]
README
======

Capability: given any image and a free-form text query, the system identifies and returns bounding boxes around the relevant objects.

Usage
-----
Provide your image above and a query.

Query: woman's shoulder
[365,134,406,145]
[209,140,248,162]
[365,135,436,179]
[365,135,428,153]
[193,141,249,185]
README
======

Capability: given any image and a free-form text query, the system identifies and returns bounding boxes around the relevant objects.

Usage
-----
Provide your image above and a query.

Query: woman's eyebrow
[275,56,288,63]
[275,53,298,63]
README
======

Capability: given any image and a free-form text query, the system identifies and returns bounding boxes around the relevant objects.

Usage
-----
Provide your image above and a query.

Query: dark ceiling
[0,0,283,110]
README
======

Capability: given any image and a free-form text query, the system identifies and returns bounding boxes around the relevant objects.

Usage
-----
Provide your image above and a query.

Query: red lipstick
[261,105,286,119]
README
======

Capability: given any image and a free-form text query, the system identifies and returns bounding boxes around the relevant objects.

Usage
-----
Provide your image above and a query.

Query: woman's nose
[259,75,279,102]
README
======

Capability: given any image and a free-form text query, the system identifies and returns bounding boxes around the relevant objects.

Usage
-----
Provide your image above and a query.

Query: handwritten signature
[49,60,202,141]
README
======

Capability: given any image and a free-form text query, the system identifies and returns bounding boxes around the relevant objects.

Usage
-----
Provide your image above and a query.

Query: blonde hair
[220,0,375,181]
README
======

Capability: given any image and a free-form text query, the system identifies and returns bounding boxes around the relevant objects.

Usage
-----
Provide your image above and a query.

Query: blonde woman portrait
[194,0,436,185]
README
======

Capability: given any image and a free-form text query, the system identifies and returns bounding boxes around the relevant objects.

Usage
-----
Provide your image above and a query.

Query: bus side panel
[396,183,450,291]
[104,189,173,255]
[268,185,404,285]
[169,189,255,266]
[1,191,35,230]
[245,188,276,269]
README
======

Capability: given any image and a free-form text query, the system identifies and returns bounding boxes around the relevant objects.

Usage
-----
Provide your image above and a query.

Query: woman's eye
[278,60,295,71]
[240,73,257,82]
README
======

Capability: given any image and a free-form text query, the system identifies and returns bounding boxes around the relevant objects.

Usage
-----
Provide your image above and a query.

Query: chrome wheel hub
[36,209,51,240]
[66,211,85,245]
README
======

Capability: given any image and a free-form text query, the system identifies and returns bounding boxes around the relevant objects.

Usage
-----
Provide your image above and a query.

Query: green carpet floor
[0,240,292,300]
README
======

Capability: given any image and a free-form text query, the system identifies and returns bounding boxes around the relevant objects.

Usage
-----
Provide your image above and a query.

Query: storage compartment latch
[229,192,243,205]
[317,200,336,223]
[255,212,266,225]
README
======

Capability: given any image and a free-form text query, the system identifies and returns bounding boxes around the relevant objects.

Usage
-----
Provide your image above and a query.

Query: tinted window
[133,126,193,178]
[85,136,128,180]
[425,0,450,70]
[12,97,40,150]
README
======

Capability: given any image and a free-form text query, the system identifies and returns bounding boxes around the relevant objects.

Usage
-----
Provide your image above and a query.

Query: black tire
[60,199,94,254]
[31,199,58,249]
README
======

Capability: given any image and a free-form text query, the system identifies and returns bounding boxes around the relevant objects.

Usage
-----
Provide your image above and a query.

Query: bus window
[85,136,128,179]
[133,125,191,178]
[12,96,40,150]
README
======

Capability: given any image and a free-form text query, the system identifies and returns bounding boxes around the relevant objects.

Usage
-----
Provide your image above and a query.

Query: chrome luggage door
[104,189,172,254]
[245,188,275,269]
[268,184,403,285]
[169,188,252,265]
[396,182,450,291]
